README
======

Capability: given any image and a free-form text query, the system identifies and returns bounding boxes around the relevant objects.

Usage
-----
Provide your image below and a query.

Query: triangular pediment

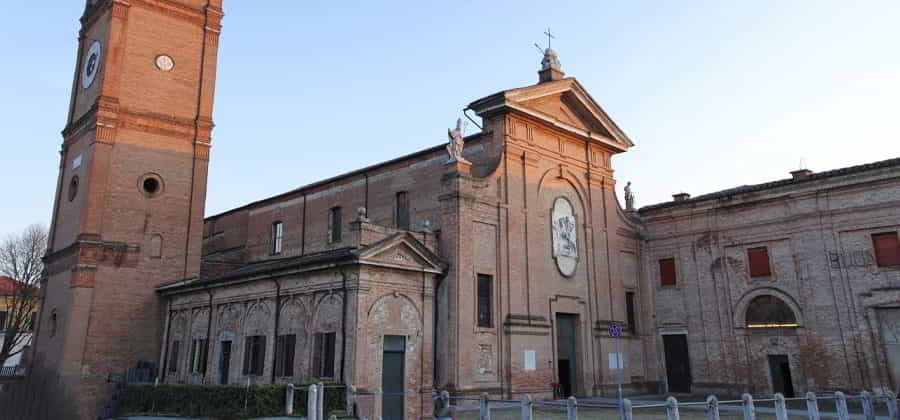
[468,78,634,150]
[355,232,445,274]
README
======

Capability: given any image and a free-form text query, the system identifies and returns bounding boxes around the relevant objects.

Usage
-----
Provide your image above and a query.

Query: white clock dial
[81,41,102,89]
[155,55,174,72]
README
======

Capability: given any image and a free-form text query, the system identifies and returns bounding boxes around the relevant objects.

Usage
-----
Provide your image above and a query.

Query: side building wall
[641,163,900,395]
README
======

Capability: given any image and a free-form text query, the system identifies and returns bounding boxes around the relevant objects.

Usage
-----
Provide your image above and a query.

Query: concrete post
[317,382,325,419]
[347,385,357,417]
[480,392,490,420]
[520,394,533,420]
[285,383,295,415]
[805,391,820,420]
[706,395,720,420]
[621,398,633,420]
[741,393,756,420]
[835,391,849,420]
[886,391,898,420]
[666,396,680,420]
[567,396,578,420]
[774,393,788,420]
[861,391,875,420]
[307,384,318,420]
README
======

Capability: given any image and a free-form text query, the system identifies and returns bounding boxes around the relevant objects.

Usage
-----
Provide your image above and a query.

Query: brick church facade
[30,1,900,419]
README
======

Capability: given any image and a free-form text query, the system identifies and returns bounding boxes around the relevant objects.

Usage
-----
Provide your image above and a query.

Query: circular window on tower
[68,175,79,202]
[139,173,164,198]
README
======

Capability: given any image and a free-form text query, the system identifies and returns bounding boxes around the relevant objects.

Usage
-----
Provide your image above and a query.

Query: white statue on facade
[446,118,470,164]
[624,181,635,211]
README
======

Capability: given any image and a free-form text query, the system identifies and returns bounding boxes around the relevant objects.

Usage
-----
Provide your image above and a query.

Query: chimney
[790,169,814,180]
[673,192,691,202]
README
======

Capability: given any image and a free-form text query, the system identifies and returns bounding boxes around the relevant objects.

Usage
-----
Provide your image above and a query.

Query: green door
[382,336,406,420]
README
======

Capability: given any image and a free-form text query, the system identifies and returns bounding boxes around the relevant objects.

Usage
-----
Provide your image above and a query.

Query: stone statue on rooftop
[624,181,635,211]
[446,118,470,164]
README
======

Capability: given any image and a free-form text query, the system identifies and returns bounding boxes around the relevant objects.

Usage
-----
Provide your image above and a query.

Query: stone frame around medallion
[550,196,579,277]
[139,173,164,198]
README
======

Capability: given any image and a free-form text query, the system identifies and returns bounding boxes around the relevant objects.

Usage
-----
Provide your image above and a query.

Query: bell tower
[34,0,223,418]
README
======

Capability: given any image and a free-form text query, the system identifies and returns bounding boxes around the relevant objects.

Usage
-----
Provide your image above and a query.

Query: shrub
[118,382,344,420]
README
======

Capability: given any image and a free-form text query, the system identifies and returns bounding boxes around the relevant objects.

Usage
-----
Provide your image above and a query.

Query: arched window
[745,295,798,328]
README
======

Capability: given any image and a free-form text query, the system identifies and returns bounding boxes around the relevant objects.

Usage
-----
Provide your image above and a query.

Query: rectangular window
[477,274,493,327]
[313,332,336,378]
[659,258,676,286]
[0,311,7,331]
[189,338,208,374]
[625,291,636,335]
[271,221,283,254]
[275,334,296,377]
[242,335,266,376]
[329,207,342,243]
[873,232,900,267]
[396,191,410,230]
[748,247,772,277]
[168,340,180,373]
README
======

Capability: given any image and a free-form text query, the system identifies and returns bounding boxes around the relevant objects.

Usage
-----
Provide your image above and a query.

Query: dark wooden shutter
[0,311,6,331]
[312,333,323,377]
[625,292,636,334]
[330,207,342,242]
[873,232,900,267]
[189,340,198,373]
[242,338,252,375]
[748,247,771,277]
[169,341,180,373]
[323,332,335,378]
[659,258,676,286]
[284,335,295,377]
[477,274,492,327]
[396,192,410,230]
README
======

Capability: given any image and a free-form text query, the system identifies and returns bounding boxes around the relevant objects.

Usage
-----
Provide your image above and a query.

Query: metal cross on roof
[544,28,555,49]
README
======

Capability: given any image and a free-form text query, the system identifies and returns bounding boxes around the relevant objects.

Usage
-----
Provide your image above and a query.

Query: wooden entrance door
[768,355,795,397]
[382,335,406,420]
[663,334,692,393]
[218,341,231,385]
[555,314,578,397]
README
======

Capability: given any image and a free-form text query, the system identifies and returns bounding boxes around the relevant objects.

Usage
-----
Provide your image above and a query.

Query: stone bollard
[861,391,875,420]
[286,383,295,415]
[479,392,491,420]
[317,382,325,419]
[741,393,756,420]
[774,393,788,420]
[567,396,578,420]
[805,391,820,420]
[621,398,633,420]
[886,391,899,420]
[520,394,533,420]
[706,395,720,420]
[307,384,319,420]
[666,396,681,420]
[835,391,849,420]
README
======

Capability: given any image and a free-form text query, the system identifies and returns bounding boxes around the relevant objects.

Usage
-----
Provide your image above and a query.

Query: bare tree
[0,224,47,366]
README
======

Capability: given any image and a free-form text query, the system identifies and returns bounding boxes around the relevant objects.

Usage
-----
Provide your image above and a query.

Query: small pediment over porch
[354,232,446,274]
[468,78,633,152]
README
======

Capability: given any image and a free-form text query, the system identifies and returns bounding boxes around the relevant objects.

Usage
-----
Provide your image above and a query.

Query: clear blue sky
[2,1,899,238]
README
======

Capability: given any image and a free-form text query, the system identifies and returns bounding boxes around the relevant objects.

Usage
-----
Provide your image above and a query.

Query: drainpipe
[270,277,281,383]
[301,194,307,255]
[204,287,213,381]
[340,268,349,383]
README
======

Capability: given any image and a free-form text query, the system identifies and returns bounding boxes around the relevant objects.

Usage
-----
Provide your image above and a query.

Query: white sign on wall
[608,352,625,370]
[523,350,536,371]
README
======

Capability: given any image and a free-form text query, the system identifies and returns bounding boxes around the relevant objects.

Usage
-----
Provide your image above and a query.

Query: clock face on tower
[81,41,102,89]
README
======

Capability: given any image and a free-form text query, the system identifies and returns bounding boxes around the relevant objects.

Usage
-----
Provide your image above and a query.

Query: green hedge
[118,382,344,420]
